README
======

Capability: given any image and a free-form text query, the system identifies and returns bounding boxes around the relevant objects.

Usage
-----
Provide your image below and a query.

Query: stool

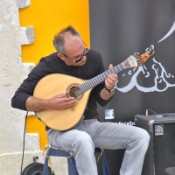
[43,147,110,175]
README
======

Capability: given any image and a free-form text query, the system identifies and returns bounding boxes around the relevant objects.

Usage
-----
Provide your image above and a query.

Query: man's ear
[57,53,65,61]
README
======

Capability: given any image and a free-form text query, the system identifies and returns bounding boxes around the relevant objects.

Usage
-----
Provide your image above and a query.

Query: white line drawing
[158,21,175,43]
[116,58,175,93]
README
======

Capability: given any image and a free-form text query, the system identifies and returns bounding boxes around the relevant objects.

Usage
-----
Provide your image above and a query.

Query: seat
[43,146,110,175]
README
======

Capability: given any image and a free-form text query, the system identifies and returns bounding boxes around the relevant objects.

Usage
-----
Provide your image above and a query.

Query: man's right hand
[48,94,77,110]
[26,94,77,112]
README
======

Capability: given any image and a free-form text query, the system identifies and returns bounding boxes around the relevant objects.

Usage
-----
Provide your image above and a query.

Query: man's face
[59,35,89,66]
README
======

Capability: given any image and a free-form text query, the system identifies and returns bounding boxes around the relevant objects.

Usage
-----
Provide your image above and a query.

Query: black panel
[89,1,175,174]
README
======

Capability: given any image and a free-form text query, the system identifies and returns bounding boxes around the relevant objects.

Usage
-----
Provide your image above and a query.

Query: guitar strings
[67,69,118,97]
[68,87,82,97]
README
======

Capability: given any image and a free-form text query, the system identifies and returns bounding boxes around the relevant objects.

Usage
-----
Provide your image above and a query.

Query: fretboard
[79,63,124,94]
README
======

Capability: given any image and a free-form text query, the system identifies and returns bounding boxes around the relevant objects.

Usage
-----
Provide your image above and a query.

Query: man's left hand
[105,64,118,90]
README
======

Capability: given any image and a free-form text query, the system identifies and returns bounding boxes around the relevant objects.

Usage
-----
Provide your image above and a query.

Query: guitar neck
[80,62,124,93]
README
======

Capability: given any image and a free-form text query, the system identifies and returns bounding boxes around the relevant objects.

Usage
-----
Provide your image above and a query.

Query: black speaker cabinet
[135,114,175,175]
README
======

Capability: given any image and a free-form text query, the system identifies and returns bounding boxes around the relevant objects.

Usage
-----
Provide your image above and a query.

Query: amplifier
[135,114,175,175]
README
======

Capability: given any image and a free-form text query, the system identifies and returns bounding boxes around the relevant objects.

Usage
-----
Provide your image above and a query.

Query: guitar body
[34,74,91,131]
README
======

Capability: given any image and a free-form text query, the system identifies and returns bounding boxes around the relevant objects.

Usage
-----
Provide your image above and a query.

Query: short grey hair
[53,26,81,54]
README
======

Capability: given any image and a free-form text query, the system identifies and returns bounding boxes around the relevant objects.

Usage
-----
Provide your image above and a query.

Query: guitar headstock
[136,45,155,65]
[122,45,155,69]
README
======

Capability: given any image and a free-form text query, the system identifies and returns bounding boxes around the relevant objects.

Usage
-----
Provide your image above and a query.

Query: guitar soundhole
[67,84,83,100]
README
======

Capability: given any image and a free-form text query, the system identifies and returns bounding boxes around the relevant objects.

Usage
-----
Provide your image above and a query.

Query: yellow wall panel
[20,0,90,64]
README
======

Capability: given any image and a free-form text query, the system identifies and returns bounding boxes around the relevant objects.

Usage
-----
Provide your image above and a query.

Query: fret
[79,61,127,94]
[72,61,124,104]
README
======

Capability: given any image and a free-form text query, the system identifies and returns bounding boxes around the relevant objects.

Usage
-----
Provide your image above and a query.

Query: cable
[148,107,158,115]
[20,111,28,175]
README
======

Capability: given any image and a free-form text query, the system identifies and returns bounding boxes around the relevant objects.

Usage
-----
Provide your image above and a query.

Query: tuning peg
[145,44,154,51]
[133,52,139,57]
[145,45,155,56]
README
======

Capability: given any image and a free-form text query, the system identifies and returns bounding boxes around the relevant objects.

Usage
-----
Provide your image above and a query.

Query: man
[11,26,150,175]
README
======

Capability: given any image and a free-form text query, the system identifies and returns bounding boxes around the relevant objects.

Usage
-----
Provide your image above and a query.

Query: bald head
[53,26,81,54]
[54,26,88,66]
[64,34,84,58]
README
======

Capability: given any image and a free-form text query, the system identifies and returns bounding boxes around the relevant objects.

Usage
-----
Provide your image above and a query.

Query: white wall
[0,0,67,174]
